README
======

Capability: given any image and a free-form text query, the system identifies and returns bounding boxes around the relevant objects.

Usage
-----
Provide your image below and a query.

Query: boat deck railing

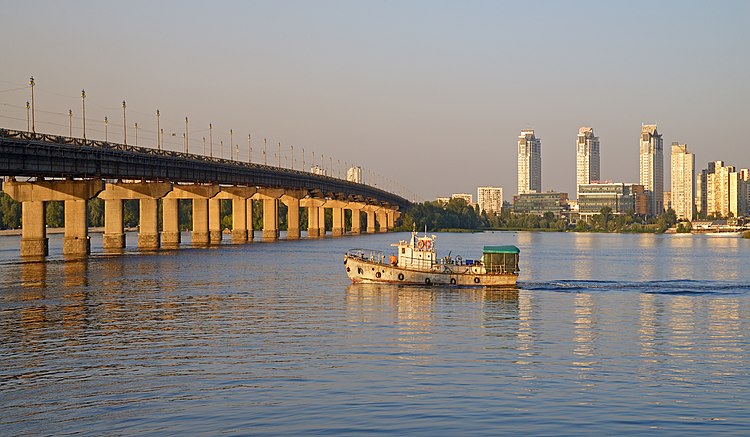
[346,248,387,265]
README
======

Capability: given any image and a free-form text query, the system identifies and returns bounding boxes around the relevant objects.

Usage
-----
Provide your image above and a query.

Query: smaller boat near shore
[344,230,520,287]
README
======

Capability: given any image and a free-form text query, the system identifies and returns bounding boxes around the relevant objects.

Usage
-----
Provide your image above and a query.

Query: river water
[1,231,749,435]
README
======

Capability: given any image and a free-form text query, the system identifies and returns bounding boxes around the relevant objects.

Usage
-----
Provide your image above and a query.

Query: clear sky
[1,0,748,201]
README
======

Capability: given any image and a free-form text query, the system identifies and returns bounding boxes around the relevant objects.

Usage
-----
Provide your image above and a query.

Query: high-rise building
[517,129,541,195]
[346,166,362,183]
[704,161,747,217]
[670,143,695,221]
[451,193,473,205]
[477,186,503,214]
[697,161,716,216]
[639,124,664,215]
[576,127,600,195]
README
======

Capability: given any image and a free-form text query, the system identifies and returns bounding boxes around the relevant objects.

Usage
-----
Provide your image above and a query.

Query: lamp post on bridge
[104,116,108,142]
[160,129,164,150]
[291,145,294,170]
[230,129,233,158]
[264,138,267,165]
[277,142,281,167]
[203,137,206,155]
[209,123,213,157]
[156,110,161,150]
[135,122,138,146]
[220,140,223,159]
[68,109,73,137]
[302,147,305,172]
[248,134,252,163]
[25,101,30,132]
[29,76,35,133]
[122,100,127,145]
[185,117,189,153]
[81,89,86,140]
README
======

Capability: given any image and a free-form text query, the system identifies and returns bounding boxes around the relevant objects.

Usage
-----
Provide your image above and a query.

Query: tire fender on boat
[473,277,480,284]
[450,278,456,285]
[398,273,405,281]
[376,272,382,279]
[425,277,431,285]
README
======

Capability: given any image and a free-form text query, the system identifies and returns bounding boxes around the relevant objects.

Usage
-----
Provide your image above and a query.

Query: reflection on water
[1,232,749,435]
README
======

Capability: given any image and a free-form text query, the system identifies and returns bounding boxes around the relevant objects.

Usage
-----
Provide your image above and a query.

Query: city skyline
[1,2,749,200]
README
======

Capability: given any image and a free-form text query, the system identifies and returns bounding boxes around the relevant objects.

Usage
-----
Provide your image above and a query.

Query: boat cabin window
[401,248,405,254]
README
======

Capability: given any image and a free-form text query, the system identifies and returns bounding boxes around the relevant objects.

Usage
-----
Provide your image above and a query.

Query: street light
[220,140,223,159]
[29,76,35,133]
[104,116,108,142]
[81,89,86,139]
[203,137,206,155]
[135,122,138,146]
[230,129,233,156]
[122,100,127,145]
[68,109,73,137]
[264,138,267,165]
[25,101,30,132]
[248,134,252,163]
[277,142,281,167]
[185,117,189,152]
[209,123,213,157]
[291,145,294,170]
[302,147,305,172]
[156,110,161,150]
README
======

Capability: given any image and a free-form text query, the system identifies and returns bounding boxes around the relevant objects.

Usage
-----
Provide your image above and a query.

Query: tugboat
[344,230,520,287]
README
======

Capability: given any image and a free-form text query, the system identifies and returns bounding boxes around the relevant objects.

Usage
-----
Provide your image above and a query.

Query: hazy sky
[2,1,748,201]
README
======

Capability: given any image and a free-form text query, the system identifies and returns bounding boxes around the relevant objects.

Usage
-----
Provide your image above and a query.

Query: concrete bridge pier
[347,203,364,235]
[161,198,181,247]
[217,186,257,244]
[22,201,48,257]
[319,206,327,236]
[256,188,285,240]
[377,210,389,233]
[363,206,377,234]
[325,200,347,237]
[103,199,125,249]
[3,179,104,257]
[281,190,306,240]
[208,198,222,244]
[164,184,220,246]
[98,182,173,250]
[300,198,324,238]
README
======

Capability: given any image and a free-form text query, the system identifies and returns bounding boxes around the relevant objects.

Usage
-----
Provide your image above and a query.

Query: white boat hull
[344,255,518,287]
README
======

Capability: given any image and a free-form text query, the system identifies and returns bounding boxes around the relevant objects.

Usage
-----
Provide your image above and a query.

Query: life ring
[376,272,382,278]
[450,278,456,285]
[473,277,480,284]
[398,273,405,281]
[424,240,432,250]
[425,277,431,285]
[417,240,424,249]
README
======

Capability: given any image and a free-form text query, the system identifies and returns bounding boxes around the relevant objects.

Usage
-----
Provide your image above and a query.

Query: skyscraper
[639,124,664,215]
[576,127,600,196]
[517,129,541,195]
[670,143,695,221]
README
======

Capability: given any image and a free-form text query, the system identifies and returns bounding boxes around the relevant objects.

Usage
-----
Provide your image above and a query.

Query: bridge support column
[138,198,160,249]
[4,179,103,258]
[377,210,388,233]
[209,198,222,244]
[365,208,376,234]
[332,207,344,236]
[231,198,248,243]
[301,198,324,238]
[262,199,279,240]
[192,199,209,245]
[319,207,327,236]
[103,199,125,249]
[280,191,305,240]
[161,198,181,247]
[63,199,90,256]
[284,197,300,239]
[350,209,361,235]
[21,201,48,257]
[387,210,396,230]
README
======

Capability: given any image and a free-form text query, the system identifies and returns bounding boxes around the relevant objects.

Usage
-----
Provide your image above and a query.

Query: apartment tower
[576,127,600,196]
[670,143,695,221]
[477,186,504,214]
[518,129,541,195]
[639,124,664,215]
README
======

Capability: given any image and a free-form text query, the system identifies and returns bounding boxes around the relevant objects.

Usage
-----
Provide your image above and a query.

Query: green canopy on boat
[483,245,520,254]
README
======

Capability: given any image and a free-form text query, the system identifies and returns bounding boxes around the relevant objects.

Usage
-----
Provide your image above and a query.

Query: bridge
[0,128,410,257]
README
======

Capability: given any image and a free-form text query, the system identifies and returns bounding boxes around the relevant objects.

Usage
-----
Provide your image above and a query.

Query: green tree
[46,201,64,228]
[88,198,104,227]
[0,193,21,229]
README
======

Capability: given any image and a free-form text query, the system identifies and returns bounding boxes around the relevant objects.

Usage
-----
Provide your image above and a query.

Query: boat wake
[519,279,750,295]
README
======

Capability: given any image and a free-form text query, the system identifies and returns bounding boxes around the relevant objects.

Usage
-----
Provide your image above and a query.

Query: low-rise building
[577,183,636,217]
[513,192,569,217]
